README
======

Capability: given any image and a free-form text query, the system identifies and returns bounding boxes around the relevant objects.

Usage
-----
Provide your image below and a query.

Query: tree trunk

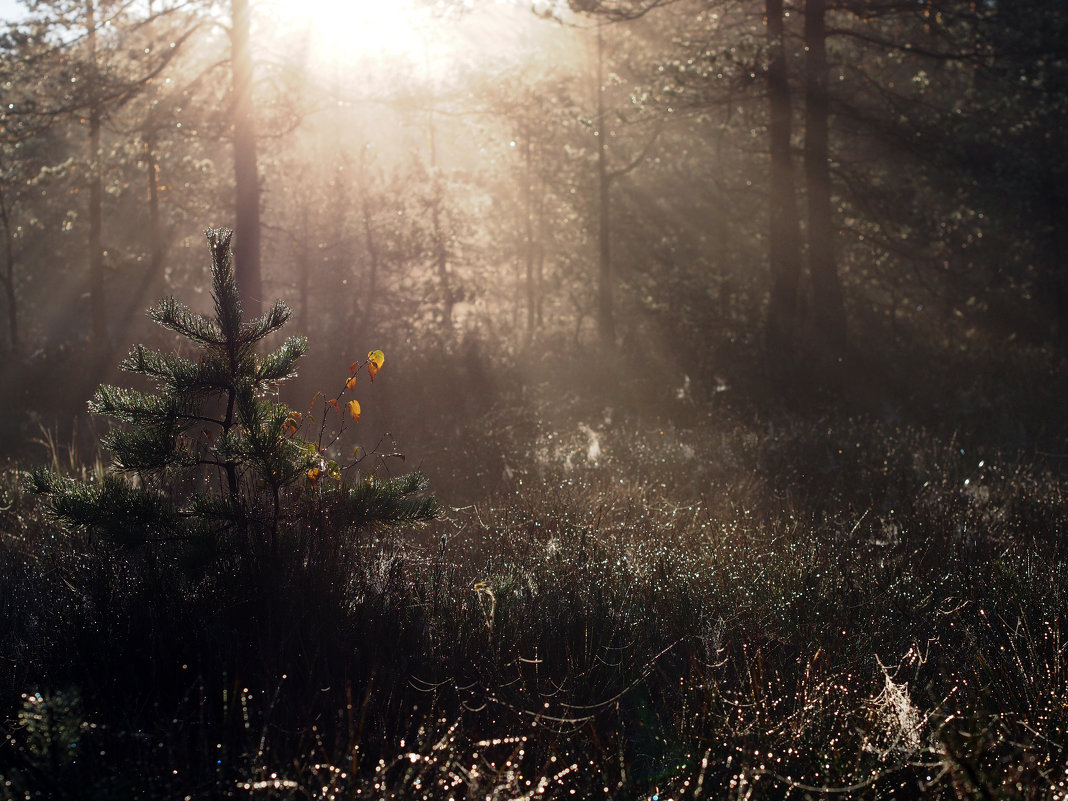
[535,187,546,328]
[297,206,310,334]
[596,26,615,347]
[87,0,107,344]
[431,178,452,334]
[424,89,452,336]
[146,133,164,299]
[536,242,545,329]
[524,125,536,343]
[231,0,262,319]
[513,255,521,338]
[110,131,168,351]
[804,0,847,357]
[713,129,730,320]
[0,186,18,352]
[1042,169,1068,347]
[360,194,379,342]
[764,0,803,367]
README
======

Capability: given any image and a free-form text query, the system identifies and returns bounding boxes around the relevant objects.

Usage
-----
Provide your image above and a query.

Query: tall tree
[16,0,193,347]
[804,0,846,357]
[230,0,262,319]
[0,24,52,352]
[764,0,803,367]
[594,24,614,346]
[589,24,661,349]
[85,0,106,343]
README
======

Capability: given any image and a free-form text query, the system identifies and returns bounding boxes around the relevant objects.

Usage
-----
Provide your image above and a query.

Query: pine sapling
[30,228,438,559]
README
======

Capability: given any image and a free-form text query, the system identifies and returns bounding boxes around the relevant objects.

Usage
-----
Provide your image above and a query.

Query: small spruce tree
[30,228,438,557]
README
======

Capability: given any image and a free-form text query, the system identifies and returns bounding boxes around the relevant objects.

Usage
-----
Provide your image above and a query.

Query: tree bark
[297,205,310,333]
[536,242,545,329]
[423,84,453,336]
[524,124,536,343]
[87,0,107,344]
[0,185,18,352]
[146,133,164,300]
[596,26,615,347]
[109,131,168,352]
[231,0,262,319]
[804,0,847,357]
[431,177,452,334]
[360,193,379,342]
[713,128,730,320]
[764,0,803,367]
[1042,170,1068,346]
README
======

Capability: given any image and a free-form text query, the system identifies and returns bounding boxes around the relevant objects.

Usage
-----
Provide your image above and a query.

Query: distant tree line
[0,0,1063,396]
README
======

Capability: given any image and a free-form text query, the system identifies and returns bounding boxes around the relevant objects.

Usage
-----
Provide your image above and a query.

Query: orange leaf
[347,399,361,422]
[346,376,357,390]
[328,398,340,413]
[349,361,358,376]
[307,466,321,485]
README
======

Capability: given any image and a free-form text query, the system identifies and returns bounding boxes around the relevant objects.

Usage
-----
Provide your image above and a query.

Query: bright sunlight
[268,0,434,70]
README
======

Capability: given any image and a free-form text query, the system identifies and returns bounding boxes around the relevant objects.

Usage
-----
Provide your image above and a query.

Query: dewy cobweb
[864,655,925,758]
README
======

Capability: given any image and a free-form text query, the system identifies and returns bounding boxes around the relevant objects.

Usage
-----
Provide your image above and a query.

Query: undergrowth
[2,404,1067,799]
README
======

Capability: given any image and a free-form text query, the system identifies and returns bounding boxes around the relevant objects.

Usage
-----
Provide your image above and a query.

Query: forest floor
[1,346,1067,799]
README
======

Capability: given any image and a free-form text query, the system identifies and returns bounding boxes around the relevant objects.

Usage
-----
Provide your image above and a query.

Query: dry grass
[2,405,1067,799]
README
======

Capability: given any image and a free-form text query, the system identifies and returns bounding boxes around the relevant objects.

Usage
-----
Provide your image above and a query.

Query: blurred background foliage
[0,0,1064,454]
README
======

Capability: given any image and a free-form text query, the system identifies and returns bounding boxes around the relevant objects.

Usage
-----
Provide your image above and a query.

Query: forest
[1,0,1067,797]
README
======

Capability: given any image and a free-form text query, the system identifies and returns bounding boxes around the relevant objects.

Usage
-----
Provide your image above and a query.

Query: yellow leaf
[307,466,321,485]
[346,376,357,390]
[348,399,361,422]
[367,349,385,381]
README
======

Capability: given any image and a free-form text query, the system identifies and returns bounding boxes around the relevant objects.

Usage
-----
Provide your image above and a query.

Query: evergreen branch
[121,346,235,396]
[256,336,309,383]
[336,472,441,530]
[91,385,183,426]
[241,299,293,343]
[240,399,308,488]
[120,344,197,384]
[105,425,188,473]
[148,296,221,347]
[180,354,237,395]
[28,470,180,545]
[189,492,247,526]
[175,412,227,427]
[206,228,243,350]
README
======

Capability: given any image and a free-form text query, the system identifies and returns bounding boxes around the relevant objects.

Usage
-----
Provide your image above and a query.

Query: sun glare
[270,0,433,70]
